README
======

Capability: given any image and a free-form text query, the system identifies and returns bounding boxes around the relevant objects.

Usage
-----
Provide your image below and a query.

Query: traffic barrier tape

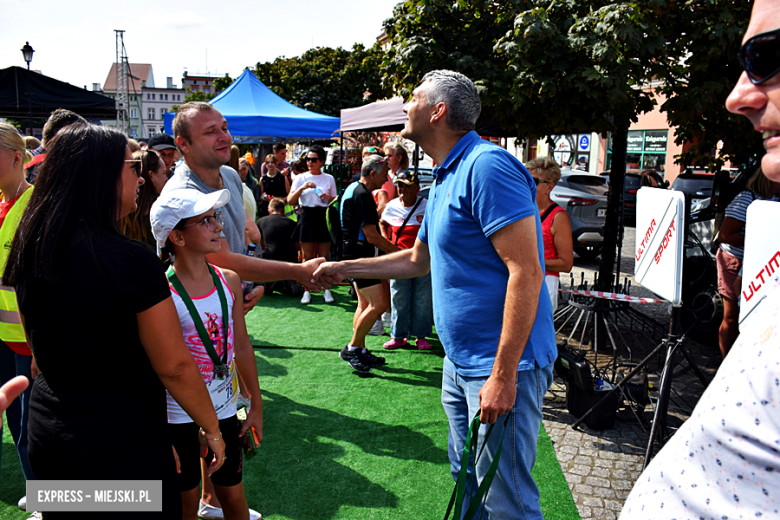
[560,288,666,304]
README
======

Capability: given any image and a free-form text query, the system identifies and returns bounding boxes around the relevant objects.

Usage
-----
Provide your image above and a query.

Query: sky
[0,0,401,90]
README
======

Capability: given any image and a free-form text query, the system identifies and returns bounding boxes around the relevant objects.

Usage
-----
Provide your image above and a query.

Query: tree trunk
[597,125,628,290]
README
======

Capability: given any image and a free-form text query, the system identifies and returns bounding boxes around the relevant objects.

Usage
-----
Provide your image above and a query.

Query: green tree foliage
[382,0,757,167]
[252,43,392,117]
[171,88,215,112]
[382,0,519,107]
[381,0,757,288]
[213,73,234,94]
[658,1,761,169]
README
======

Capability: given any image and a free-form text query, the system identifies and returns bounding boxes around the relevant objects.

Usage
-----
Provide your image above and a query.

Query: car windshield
[563,175,608,196]
[624,174,642,189]
[672,176,713,195]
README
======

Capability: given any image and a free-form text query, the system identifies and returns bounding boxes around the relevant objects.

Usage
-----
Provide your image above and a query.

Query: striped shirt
[720,190,780,259]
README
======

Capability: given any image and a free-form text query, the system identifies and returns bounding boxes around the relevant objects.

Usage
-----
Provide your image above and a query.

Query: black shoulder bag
[393,198,423,245]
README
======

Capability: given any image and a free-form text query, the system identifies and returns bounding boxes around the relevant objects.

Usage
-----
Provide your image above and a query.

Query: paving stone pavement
[543,226,721,519]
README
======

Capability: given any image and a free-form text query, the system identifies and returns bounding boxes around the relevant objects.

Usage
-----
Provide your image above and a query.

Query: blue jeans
[0,341,35,480]
[389,273,433,339]
[441,356,554,520]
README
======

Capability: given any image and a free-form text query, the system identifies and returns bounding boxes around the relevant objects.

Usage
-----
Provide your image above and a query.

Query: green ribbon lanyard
[166,263,230,368]
[444,410,510,520]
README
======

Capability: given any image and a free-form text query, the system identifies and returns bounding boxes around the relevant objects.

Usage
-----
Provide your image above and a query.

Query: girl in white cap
[151,188,263,520]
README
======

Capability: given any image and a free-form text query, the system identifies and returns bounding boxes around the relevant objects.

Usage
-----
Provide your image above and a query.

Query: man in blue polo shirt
[314,70,556,519]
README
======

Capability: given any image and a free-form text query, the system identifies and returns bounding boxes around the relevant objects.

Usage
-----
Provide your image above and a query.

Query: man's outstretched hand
[312,262,347,288]
[299,257,328,291]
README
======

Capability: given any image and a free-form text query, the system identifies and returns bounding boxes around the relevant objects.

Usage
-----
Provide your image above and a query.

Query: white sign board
[634,188,685,306]
[739,201,780,327]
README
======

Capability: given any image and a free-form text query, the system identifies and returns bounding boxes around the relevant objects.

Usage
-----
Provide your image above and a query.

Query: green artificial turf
[0,285,579,520]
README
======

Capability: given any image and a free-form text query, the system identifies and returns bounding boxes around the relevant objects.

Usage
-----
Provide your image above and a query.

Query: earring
[13,162,17,167]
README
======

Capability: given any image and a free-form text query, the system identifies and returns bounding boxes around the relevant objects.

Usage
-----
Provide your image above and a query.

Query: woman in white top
[287,145,337,304]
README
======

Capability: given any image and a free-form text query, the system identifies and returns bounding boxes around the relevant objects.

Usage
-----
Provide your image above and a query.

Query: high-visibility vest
[283,204,298,222]
[0,187,33,343]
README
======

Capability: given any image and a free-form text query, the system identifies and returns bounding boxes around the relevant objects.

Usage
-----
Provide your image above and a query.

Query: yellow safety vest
[0,187,33,343]
[283,204,298,222]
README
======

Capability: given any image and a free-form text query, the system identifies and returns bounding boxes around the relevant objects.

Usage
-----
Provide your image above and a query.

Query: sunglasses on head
[738,27,780,85]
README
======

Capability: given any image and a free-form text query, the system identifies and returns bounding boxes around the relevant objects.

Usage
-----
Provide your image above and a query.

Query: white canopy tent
[339,97,406,132]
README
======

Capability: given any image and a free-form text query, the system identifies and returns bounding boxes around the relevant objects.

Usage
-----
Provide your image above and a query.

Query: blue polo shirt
[417,131,556,377]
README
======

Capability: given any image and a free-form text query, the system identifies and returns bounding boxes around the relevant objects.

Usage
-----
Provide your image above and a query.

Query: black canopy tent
[0,66,117,119]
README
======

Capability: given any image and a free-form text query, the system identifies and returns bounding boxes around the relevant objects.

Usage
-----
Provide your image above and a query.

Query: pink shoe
[416,338,431,350]
[383,338,408,350]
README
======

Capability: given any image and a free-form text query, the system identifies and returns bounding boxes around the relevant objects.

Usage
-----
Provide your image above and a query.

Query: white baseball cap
[150,188,231,249]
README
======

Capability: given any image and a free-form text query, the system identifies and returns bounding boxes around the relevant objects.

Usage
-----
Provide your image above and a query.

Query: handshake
[298,258,349,293]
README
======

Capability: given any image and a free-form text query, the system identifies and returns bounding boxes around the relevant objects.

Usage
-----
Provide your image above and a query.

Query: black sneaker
[340,345,372,373]
[357,348,386,368]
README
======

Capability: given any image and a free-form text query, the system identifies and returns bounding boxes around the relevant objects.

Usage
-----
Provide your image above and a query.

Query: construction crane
[115,30,130,135]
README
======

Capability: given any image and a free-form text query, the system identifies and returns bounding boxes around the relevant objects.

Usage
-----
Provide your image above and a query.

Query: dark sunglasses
[125,159,142,177]
[305,157,319,163]
[532,177,551,186]
[738,27,780,85]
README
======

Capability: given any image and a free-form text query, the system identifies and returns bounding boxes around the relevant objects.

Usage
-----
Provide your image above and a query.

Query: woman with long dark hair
[120,149,168,248]
[3,123,225,519]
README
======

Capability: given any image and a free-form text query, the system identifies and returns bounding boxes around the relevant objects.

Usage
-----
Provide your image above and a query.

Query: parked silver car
[551,169,608,259]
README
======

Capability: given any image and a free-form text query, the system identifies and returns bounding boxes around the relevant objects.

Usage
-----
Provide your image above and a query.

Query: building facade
[141,76,185,139]
[98,64,186,140]
[98,63,152,139]
[181,72,220,96]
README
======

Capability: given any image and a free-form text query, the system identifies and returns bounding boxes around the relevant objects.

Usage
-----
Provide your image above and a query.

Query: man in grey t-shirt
[166,102,323,312]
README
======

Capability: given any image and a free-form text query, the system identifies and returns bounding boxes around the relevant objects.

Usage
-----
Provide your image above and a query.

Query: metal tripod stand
[569,193,711,468]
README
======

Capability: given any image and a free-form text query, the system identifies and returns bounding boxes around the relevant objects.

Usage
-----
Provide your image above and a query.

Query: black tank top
[262,173,287,198]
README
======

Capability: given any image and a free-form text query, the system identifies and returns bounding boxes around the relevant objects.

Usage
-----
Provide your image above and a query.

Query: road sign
[739,201,780,327]
[634,188,685,306]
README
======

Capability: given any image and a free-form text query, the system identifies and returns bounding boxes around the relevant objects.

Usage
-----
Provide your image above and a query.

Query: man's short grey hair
[421,70,481,132]
[361,155,386,178]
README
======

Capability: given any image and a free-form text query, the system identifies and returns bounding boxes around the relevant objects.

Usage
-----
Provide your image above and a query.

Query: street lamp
[21,42,34,136]
[21,42,34,69]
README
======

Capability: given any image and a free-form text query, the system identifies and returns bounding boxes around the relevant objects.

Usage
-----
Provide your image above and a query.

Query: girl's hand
[239,406,264,443]
[199,428,226,476]
[242,285,265,315]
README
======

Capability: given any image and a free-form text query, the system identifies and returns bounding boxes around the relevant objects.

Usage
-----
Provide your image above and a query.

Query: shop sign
[644,130,668,152]
[552,135,576,167]
[627,131,644,151]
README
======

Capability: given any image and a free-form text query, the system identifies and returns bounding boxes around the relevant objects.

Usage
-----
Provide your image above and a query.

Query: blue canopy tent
[163,69,340,144]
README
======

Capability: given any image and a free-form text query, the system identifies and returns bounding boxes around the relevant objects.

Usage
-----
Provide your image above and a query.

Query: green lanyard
[166,263,230,367]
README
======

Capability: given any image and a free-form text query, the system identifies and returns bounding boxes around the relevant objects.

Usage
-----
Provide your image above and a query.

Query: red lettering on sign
[742,250,780,303]
[636,218,657,263]
[654,220,676,265]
